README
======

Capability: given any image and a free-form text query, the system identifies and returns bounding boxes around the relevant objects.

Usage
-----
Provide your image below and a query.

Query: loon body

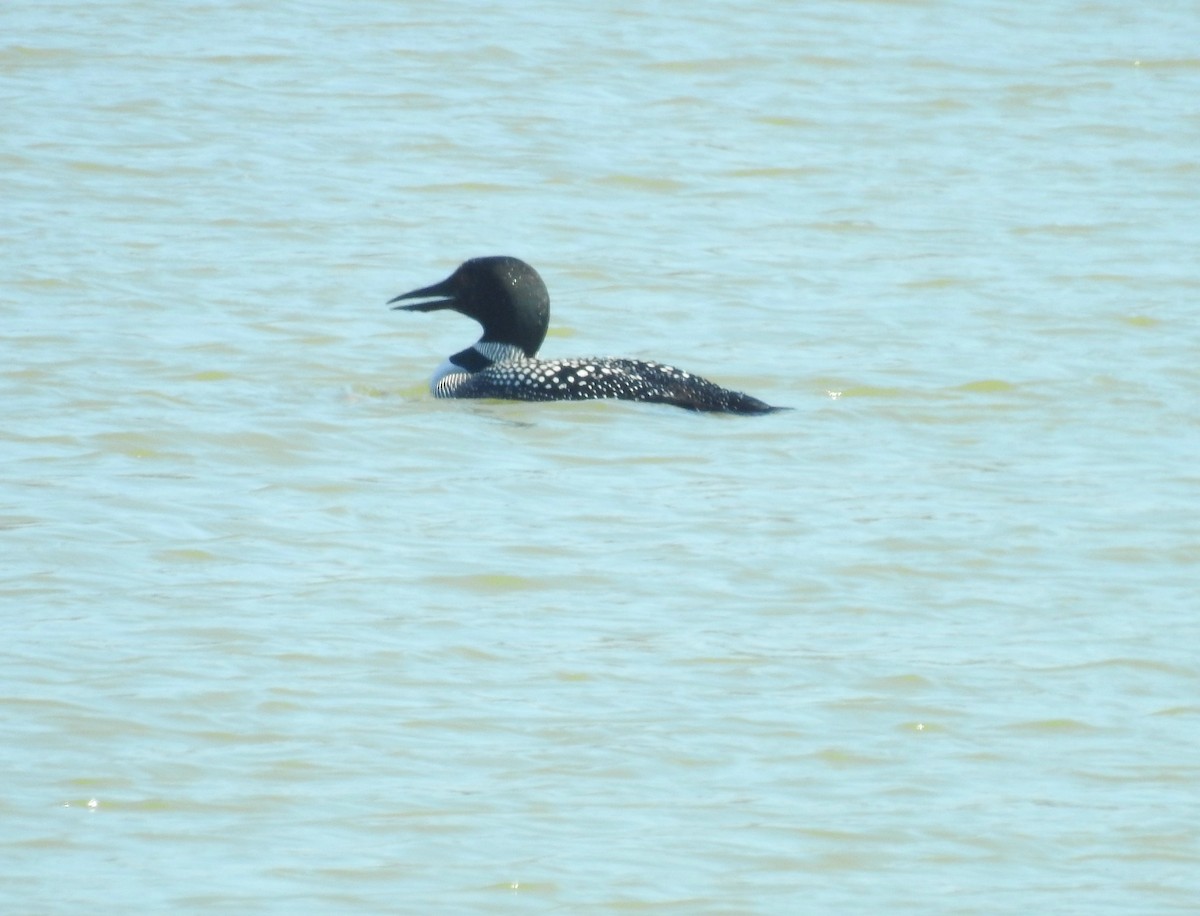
[389,256,783,415]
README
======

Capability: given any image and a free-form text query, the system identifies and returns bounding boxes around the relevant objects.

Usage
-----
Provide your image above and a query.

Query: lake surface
[3,1,1199,912]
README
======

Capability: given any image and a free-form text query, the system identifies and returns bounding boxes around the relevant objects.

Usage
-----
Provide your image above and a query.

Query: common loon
[389,256,783,415]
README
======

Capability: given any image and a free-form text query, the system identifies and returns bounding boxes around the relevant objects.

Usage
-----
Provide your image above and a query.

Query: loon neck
[474,340,529,363]
[448,340,526,374]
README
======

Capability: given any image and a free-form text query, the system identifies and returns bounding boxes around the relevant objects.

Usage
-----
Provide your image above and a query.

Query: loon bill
[388,256,785,415]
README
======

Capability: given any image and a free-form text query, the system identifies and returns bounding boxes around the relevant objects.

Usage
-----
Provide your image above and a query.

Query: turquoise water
[3,1,1199,912]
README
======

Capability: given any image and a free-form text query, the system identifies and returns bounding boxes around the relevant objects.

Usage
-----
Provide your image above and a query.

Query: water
[4,0,1199,912]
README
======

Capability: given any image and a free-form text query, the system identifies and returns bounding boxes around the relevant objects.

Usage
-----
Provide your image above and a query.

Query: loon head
[389,256,550,357]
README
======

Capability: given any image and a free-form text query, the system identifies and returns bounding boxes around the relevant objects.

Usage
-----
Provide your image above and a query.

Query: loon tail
[646,378,788,415]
